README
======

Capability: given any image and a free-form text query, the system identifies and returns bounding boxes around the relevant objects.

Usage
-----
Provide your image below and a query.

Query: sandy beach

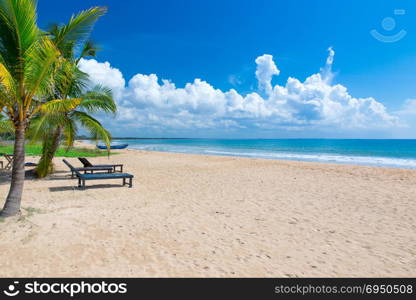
[0,142,415,277]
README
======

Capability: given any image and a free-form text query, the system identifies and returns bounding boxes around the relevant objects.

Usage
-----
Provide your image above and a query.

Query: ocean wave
[127,144,416,168]
[203,150,416,168]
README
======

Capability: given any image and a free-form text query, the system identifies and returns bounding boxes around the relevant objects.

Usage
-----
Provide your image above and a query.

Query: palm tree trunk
[0,121,26,217]
[35,127,62,178]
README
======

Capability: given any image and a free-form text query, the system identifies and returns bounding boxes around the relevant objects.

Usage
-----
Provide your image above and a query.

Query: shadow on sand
[0,168,71,185]
[0,168,39,185]
[1,168,127,192]
[49,184,123,192]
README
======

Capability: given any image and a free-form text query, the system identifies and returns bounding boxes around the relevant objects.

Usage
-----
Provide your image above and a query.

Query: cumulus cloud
[79,48,399,135]
[255,54,280,95]
[78,59,125,100]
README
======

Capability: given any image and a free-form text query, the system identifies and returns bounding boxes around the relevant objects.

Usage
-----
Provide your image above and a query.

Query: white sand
[0,143,415,277]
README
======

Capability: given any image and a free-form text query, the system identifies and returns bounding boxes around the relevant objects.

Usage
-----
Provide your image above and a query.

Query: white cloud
[78,59,125,100]
[228,74,242,86]
[326,46,335,65]
[396,99,416,116]
[79,48,399,135]
[255,54,280,95]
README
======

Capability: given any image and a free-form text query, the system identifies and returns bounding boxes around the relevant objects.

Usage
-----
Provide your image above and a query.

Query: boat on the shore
[97,144,129,150]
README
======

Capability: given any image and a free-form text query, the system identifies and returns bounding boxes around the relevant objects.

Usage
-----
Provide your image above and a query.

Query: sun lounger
[62,159,114,178]
[78,157,123,172]
[63,159,133,189]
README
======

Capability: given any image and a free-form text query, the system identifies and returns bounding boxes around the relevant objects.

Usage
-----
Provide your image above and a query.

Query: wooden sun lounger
[78,157,123,172]
[63,159,133,189]
[62,159,113,178]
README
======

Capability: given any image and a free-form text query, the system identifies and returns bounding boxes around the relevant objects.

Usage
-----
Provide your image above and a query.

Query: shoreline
[0,142,415,277]
[125,148,416,171]
[83,140,416,170]
[3,139,415,170]
[89,145,416,173]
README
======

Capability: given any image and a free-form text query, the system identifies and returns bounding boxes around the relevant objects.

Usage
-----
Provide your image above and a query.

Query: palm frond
[71,110,111,148]
[0,0,40,75]
[0,62,14,91]
[24,37,60,102]
[62,116,77,148]
[0,62,16,105]
[27,112,67,141]
[76,39,99,63]
[52,6,107,53]
[78,85,116,114]
[36,97,82,115]
[53,60,89,99]
[27,114,48,141]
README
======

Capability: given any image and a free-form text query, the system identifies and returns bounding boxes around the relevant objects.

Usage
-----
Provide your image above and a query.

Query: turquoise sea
[109,139,416,169]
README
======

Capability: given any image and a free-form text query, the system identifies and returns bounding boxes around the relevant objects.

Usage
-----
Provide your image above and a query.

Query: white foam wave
[127,144,416,168]
[203,150,416,168]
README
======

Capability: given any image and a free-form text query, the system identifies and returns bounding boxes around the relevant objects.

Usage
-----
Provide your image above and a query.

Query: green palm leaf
[52,6,107,55]
[0,0,39,76]
[76,40,99,63]
[36,97,82,115]
[27,112,65,141]
[53,60,89,98]
[24,37,60,102]
[71,110,111,148]
[0,62,15,91]
[78,85,116,114]
[62,116,77,148]
[0,62,16,107]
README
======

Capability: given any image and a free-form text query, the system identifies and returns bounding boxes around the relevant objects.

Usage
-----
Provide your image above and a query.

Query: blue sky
[38,0,416,138]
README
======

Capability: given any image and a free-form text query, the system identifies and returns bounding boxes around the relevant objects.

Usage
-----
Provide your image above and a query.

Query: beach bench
[78,157,123,173]
[63,159,133,189]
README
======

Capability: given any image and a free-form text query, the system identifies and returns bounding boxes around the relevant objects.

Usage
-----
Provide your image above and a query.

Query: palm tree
[0,0,107,217]
[31,14,115,178]
[32,82,116,178]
